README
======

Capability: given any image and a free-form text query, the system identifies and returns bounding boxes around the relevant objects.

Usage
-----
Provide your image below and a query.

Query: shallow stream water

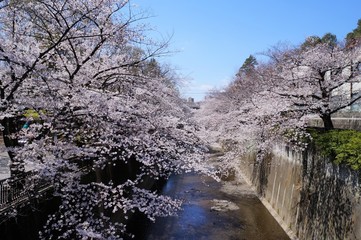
[133,172,290,240]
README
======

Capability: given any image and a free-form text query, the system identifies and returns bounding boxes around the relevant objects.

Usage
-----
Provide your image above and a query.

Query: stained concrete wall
[240,144,361,240]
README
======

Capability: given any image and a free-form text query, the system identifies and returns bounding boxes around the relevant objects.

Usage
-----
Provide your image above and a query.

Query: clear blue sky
[132,0,361,101]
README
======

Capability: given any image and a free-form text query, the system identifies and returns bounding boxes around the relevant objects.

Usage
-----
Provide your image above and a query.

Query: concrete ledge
[308,117,361,131]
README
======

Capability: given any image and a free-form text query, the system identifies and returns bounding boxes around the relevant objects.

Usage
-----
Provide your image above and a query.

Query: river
[129,171,291,240]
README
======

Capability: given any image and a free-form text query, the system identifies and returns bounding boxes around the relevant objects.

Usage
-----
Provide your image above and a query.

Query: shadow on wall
[297,147,359,239]
[251,151,272,197]
[243,144,361,240]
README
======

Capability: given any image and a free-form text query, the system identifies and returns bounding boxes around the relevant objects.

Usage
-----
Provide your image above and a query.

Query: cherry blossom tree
[193,67,297,178]
[261,43,361,130]
[0,1,209,238]
[197,41,361,161]
[195,39,361,182]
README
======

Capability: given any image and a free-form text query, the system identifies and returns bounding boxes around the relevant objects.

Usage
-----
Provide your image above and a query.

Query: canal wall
[308,116,361,131]
[240,144,361,240]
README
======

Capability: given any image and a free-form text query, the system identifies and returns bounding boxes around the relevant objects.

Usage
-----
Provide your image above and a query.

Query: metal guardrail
[0,172,50,213]
[0,166,90,215]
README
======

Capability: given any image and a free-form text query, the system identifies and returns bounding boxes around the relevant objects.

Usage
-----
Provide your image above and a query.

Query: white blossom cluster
[0,1,210,239]
[194,42,361,176]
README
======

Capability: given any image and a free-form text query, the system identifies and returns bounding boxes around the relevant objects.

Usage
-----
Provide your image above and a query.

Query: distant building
[332,79,361,114]
[186,97,200,109]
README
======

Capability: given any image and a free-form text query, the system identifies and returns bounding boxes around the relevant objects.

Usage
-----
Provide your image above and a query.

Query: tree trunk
[321,114,334,130]
[1,117,25,177]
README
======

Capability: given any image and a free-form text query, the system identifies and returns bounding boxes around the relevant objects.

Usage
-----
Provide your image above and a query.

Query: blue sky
[132,0,361,101]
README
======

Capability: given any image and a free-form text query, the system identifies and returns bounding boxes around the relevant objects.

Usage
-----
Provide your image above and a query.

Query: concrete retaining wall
[240,144,361,239]
[308,117,361,131]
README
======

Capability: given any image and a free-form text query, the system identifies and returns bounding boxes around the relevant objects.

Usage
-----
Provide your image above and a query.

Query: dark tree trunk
[320,114,334,130]
[1,117,25,177]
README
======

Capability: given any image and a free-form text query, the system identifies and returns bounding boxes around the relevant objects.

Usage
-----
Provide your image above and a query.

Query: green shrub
[309,129,361,170]
[23,109,46,120]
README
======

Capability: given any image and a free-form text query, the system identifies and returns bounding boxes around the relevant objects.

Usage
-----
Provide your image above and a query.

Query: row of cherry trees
[0,0,211,239]
[195,29,361,172]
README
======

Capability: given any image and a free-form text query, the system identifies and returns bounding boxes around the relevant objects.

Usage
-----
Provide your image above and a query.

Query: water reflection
[162,175,175,194]
[140,173,290,240]
[178,204,207,228]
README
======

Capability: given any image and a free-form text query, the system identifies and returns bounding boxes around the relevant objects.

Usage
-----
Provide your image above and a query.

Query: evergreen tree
[321,33,337,47]
[346,19,361,48]
[301,33,337,50]
[300,35,322,50]
[236,55,258,78]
